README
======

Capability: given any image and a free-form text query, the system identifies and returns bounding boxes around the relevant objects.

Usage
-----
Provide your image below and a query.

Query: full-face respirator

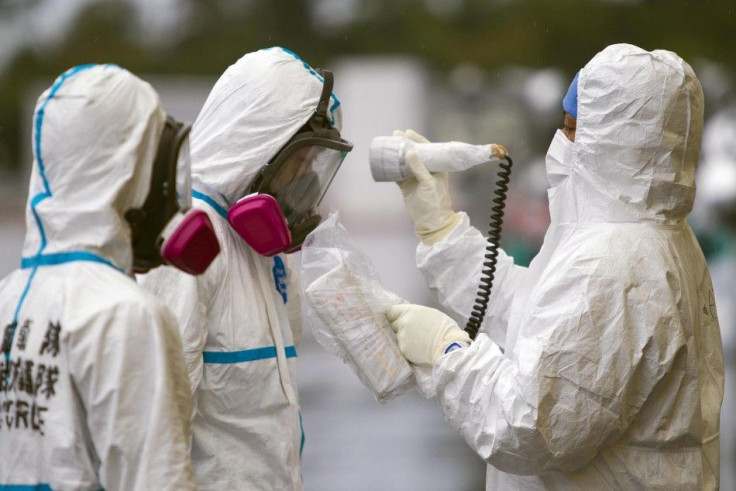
[226,69,353,257]
[126,116,221,275]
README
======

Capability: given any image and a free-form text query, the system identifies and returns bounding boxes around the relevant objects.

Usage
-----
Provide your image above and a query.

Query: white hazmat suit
[413,44,724,489]
[0,65,195,489]
[139,47,342,490]
[693,107,736,490]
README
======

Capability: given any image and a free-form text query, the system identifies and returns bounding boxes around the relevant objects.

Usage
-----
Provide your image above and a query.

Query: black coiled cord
[464,156,513,340]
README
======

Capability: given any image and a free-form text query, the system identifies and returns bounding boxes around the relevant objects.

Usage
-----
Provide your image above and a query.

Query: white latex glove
[394,129,460,245]
[387,304,471,367]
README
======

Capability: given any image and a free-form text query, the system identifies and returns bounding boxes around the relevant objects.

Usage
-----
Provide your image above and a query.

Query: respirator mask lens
[234,140,349,256]
[264,143,347,225]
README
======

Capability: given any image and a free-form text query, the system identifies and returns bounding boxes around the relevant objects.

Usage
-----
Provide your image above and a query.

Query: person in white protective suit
[0,65,205,489]
[139,47,353,490]
[386,43,725,489]
[693,107,736,490]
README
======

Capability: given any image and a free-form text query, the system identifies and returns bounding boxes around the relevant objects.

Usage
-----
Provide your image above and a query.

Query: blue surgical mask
[545,129,574,188]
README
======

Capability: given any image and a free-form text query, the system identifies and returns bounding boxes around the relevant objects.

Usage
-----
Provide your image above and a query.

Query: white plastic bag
[301,212,415,401]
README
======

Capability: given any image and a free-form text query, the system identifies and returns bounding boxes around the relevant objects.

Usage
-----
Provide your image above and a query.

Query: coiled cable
[464,156,513,340]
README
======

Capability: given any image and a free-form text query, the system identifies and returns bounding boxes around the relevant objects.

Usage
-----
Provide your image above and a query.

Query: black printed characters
[1,359,59,399]
[0,358,57,435]
[1,321,16,355]
[0,399,47,434]
[39,321,61,357]
[16,320,31,352]
[0,319,62,436]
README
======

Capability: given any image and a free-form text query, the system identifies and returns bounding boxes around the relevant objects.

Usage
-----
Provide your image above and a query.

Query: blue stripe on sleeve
[0,484,53,490]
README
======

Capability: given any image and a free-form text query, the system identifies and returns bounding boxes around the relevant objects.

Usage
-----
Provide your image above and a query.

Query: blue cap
[562,71,580,119]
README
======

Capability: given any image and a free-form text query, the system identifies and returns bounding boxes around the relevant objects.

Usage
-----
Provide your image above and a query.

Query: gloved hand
[387,304,471,366]
[394,129,460,245]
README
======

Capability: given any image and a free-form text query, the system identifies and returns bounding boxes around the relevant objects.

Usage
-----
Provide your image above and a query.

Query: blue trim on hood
[31,65,98,253]
[29,192,49,253]
[272,47,322,80]
[267,46,339,126]
[192,189,229,219]
[30,64,121,254]
[21,251,124,273]
[8,64,106,359]
[330,96,341,115]
[30,63,101,256]
[34,64,98,196]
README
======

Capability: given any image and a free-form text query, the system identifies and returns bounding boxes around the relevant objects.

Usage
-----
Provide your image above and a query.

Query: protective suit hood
[190,47,343,205]
[569,43,703,224]
[21,65,165,273]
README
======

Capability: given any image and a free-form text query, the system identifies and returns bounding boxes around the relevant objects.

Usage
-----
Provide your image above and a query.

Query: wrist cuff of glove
[419,212,461,246]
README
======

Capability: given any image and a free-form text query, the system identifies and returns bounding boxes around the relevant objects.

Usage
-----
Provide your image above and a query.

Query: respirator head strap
[125,116,192,272]
[313,69,333,127]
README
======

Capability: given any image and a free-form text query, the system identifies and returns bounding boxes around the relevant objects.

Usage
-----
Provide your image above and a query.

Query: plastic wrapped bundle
[301,213,415,401]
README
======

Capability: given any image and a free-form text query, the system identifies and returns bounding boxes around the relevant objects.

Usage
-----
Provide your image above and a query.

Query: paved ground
[297,332,486,490]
